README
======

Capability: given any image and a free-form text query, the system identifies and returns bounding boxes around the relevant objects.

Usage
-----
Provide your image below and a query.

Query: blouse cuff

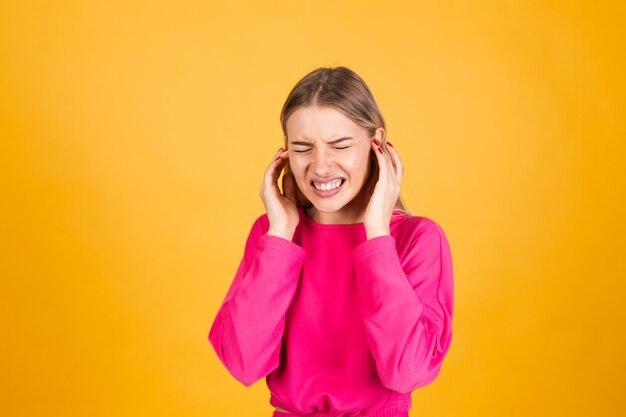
[258,233,307,261]
[352,234,397,262]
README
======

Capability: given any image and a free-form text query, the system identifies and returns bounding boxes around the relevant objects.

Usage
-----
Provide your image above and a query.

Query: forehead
[286,106,365,140]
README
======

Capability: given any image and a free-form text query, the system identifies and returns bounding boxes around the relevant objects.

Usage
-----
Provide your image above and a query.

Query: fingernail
[387,141,393,148]
[377,147,383,154]
[373,139,381,146]
[275,156,281,161]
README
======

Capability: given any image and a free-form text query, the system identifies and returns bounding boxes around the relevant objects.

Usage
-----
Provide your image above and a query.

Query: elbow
[226,360,279,388]
[236,370,267,387]
[208,333,254,386]
[208,326,280,388]
[209,336,265,387]
[380,363,443,393]
[379,332,451,393]
[237,345,282,387]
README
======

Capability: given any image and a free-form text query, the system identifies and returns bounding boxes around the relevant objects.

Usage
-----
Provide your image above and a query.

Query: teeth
[314,179,343,191]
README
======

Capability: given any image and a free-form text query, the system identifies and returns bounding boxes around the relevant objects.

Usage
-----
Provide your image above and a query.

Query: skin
[259,105,403,241]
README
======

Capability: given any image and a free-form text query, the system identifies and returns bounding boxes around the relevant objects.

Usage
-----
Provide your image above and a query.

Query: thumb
[282,172,297,203]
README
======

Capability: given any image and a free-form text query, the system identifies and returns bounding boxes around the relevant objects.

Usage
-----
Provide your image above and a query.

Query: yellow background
[1,1,624,416]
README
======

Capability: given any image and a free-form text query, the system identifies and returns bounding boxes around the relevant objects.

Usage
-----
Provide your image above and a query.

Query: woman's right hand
[260,148,299,241]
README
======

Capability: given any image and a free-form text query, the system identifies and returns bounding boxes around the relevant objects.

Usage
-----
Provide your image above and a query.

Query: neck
[305,205,365,225]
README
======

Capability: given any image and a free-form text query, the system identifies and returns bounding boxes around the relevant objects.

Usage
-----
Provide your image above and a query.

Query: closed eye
[293,146,351,153]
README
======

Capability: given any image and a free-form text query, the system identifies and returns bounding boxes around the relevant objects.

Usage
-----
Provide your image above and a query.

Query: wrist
[267,227,295,241]
[365,224,390,240]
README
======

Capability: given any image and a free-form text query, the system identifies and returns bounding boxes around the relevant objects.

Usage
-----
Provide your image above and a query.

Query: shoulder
[393,211,446,235]
[392,212,448,251]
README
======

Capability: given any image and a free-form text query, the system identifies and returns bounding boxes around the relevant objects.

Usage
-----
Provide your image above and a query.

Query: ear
[374,127,385,142]
[370,127,386,160]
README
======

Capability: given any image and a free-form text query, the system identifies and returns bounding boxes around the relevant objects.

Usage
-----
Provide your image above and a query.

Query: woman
[209,66,454,417]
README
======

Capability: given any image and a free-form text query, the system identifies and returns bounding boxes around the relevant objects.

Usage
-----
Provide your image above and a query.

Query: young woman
[209,66,454,417]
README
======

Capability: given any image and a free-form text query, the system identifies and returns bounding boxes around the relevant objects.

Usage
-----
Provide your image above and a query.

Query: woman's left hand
[363,138,403,240]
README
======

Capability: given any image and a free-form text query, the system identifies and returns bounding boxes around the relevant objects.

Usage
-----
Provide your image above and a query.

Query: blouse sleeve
[352,217,454,393]
[208,216,307,386]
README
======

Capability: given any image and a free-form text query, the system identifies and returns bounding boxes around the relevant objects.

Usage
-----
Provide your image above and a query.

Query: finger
[385,142,403,182]
[371,139,391,180]
[273,152,289,183]
[271,147,288,163]
[272,148,289,175]
[381,140,395,169]
[264,148,289,190]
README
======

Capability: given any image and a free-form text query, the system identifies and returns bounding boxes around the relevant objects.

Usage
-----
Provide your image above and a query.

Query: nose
[311,147,335,176]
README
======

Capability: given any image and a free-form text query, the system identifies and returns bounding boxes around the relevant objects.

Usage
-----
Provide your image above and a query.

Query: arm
[208,216,306,386]
[352,218,454,393]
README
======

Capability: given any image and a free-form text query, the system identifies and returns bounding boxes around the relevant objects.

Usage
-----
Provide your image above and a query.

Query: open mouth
[310,178,345,192]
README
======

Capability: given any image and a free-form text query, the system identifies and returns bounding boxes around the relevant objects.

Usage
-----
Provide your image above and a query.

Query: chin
[311,201,344,213]
[307,193,355,214]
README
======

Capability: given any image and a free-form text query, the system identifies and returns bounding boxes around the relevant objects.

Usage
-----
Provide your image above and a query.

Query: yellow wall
[1,1,624,416]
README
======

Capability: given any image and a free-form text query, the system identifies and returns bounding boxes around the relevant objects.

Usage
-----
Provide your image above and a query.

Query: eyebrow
[290,136,354,146]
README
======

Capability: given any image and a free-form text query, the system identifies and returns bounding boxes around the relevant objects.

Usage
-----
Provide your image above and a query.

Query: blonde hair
[279,66,413,216]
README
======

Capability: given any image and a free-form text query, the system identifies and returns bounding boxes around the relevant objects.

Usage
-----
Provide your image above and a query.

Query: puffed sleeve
[352,217,454,393]
[208,215,307,386]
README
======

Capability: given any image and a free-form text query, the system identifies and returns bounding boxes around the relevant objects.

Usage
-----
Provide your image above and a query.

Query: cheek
[345,155,370,178]
[288,161,307,186]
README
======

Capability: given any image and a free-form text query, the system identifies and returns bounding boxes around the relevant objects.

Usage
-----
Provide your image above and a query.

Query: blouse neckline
[297,206,406,230]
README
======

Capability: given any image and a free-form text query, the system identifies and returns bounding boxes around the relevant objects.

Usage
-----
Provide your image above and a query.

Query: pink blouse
[209,206,454,417]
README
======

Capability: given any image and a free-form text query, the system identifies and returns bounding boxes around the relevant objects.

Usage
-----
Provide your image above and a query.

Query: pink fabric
[209,206,454,417]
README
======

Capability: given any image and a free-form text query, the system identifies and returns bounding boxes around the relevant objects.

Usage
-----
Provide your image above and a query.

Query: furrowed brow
[290,136,354,146]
